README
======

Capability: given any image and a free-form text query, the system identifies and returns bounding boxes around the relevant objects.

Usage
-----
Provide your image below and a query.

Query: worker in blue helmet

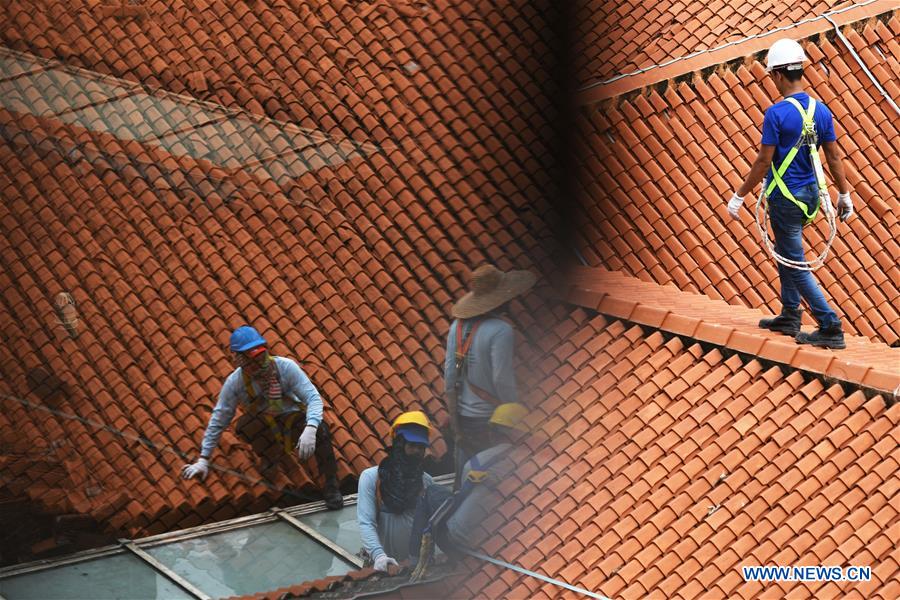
[180,325,343,509]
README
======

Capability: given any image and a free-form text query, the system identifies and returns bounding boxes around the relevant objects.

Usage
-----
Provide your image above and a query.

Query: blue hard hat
[230,326,267,352]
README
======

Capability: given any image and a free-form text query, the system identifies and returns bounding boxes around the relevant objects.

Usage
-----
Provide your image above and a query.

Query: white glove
[837,192,853,222]
[727,193,744,219]
[296,425,317,460]
[181,457,209,481]
[373,554,399,572]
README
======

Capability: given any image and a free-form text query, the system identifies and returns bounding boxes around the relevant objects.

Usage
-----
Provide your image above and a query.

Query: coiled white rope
[755,186,838,271]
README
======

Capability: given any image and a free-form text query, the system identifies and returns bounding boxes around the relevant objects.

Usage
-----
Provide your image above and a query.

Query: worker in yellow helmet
[408,403,528,578]
[357,411,434,573]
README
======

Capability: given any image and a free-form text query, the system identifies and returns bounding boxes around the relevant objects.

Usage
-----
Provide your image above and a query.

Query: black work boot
[796,324,846,350]
[759,306,803,336]
[323,477,343,510]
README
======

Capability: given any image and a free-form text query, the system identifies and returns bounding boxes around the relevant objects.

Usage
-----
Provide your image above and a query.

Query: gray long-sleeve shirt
[444,317,518,420]
[199,356,323,458]
[357,466,433,561]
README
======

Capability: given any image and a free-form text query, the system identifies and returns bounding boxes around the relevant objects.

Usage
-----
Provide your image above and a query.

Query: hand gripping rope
[754,97,838,271]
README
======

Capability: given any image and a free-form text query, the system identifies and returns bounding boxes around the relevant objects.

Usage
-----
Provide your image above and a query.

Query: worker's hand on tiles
[296,424,317,460]
[727,192,744,219]
[837,192,853,222]
[373,555,399,572]
[181,457,209,480]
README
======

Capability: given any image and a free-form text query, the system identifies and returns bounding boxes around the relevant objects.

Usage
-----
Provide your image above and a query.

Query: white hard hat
[766,38,807,72]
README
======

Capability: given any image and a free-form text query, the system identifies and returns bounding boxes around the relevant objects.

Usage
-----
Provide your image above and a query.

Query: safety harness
[242,358,306,455]
[409,451,506,582]
[755,96,838,271]
[765,97,825,225]
[454,320,502,407]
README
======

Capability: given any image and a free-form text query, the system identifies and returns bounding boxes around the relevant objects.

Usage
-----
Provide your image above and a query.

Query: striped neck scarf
[240,354,282,411]
[259,356,282,410]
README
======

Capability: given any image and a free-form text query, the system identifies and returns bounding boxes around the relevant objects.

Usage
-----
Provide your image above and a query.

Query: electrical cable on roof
[0,391,300,496]
[579,0,881,91]
[348,571,458,599]
[823,14,900,117]
[461,548,613,600]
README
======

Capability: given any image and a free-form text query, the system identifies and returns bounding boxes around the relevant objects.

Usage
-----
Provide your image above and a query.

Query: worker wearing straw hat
[445,264,535,488]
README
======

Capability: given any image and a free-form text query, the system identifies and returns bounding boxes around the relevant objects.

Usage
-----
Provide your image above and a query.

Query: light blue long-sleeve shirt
[447,443,512,548]
[199,356,324,458]
[444,317,518,419]
[357,466,433,561]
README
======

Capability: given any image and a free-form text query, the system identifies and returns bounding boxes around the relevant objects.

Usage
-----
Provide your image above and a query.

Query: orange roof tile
[578,1,900,99]
[0,0,563,543]
[460,310,898,600]
[567,266,900,393]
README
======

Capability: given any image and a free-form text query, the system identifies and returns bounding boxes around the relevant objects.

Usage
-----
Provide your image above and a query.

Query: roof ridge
[564,266,900,399]
[578,3,900,104]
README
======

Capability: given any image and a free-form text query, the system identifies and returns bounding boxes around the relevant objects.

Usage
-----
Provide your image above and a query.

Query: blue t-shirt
[761,92,836,197]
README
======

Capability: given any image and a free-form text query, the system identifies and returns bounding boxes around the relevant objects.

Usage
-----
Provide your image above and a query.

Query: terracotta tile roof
[575,0,887,89]
[225,564,466,599]
[566,266,900,394]
[0,0,559,239]
[575,14,900,346]
[0,0,563,540]
[461,309,898,600]
[224,567,380,600]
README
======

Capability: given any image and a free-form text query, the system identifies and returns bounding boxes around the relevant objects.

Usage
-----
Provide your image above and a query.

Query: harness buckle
[466,469,489,484]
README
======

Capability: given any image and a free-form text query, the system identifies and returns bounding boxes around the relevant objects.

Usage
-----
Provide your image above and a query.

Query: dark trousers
[770,184,840,327]
[408,484,461,565]
[454,416,492,490]
[235,411,339,483]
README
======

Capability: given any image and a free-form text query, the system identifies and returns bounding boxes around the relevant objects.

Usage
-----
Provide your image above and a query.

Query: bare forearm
[737,158,770,197]
[826,158,850,194]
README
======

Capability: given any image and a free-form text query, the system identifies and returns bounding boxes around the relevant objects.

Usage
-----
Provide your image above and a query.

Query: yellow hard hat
[489,403,529,432]
[391,411,432,443]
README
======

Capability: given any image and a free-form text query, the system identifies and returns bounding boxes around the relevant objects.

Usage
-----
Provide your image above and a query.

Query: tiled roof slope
[576,0,850,86]
[225,567,379,600]
[228,566,464,599]
[575,14,900,345]
[566,266,900,394]
[0,0,562,251]
[0,89,560,539]
[578,2,900,102]
[462,310,899,600]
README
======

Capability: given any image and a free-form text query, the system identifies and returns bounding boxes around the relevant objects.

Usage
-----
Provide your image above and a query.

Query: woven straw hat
[451,265,537,319]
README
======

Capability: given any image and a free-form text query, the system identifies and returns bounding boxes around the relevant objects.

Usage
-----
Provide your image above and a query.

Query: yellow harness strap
[765,97,823,224]
[242,358,300,455]
[466,469,490,484]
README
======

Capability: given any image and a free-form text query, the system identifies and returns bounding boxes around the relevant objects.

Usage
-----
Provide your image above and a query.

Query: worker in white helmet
[727,38,852,350]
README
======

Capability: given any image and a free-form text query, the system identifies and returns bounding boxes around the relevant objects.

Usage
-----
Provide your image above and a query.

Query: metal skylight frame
[0,475,454,600]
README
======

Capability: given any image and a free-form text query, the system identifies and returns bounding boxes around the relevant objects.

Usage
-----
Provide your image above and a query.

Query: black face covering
[378,437,425,513]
